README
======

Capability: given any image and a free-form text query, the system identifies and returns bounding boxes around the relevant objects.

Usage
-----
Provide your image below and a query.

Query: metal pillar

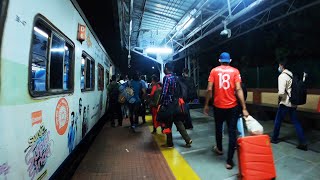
[157,54,165,82]
[193,59,196,85]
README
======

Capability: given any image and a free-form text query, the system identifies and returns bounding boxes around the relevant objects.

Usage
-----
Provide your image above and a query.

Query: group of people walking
[107,51,308,170]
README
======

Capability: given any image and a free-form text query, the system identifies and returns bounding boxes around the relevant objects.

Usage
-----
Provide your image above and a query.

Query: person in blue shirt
[127,71,146,132]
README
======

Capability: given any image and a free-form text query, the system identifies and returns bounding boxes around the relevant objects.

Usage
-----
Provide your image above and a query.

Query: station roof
[117,0,319,64]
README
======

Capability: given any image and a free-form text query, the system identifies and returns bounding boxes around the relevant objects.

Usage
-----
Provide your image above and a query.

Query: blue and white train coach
[0,0,115,179]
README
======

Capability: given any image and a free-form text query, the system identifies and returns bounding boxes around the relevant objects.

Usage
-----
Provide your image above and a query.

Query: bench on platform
[246,102,320,130]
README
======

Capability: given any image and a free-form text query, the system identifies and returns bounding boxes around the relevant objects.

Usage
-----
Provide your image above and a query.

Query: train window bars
[98,63,104,91]
[30,18,74,97]
[81,52,95,91]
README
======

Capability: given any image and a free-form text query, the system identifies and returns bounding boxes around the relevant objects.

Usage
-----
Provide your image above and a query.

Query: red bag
[237,135,276,180]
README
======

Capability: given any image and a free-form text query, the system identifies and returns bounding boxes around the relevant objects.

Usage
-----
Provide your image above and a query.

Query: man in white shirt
[271,60,307,151]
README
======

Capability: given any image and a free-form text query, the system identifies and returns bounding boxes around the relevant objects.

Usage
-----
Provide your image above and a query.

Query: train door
[97,63,105,117]
[105,69,110,111]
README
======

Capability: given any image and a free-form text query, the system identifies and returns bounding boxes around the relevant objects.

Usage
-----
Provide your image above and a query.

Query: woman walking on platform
[149,75,162,133]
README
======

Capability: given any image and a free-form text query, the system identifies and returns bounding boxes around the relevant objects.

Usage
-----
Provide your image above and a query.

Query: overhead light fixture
[182,17,195,30]
[220,20,231,38]
[145,47,173,54]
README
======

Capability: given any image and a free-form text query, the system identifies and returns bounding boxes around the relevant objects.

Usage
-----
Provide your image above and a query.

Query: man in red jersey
[203,52,249,169]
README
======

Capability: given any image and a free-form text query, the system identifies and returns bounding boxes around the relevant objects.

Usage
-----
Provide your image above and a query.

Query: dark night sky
[77,0,125,69]
[77,0,159,78]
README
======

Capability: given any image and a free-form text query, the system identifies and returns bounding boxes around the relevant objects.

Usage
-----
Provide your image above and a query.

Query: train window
[29,18,74,97]
[63,43,73,90]
[49,34,64,89]
[31,22,50,92]
[98,64,104,91]
[81,52,95,91]
[81,57,85,90]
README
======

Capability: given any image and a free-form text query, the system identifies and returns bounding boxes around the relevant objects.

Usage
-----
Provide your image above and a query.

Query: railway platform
[55,108,320,180]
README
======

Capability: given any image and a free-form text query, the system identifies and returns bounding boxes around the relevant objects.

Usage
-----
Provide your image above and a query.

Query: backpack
[118,82,135,104]
[118,80,142,104]
[181,76,197,102]
[284,72,307,105]
[174,76,188,101]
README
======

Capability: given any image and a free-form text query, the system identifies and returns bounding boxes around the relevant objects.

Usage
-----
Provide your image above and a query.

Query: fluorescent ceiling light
[145,47,173,54]
[182,17,195,30]
[34,27,48,38]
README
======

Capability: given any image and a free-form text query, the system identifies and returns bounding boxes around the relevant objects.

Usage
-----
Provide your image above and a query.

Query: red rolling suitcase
[237,119,276,180]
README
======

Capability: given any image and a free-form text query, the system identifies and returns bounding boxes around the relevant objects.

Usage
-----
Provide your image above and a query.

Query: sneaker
[212,146,223,155]
[161,144,174,148]
[186,140,192,148]
[296,144,308,151]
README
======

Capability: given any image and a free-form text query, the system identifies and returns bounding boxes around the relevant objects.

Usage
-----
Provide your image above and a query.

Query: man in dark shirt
[180,68,197,129]
[107,75,123,127]
[160,63,192,148]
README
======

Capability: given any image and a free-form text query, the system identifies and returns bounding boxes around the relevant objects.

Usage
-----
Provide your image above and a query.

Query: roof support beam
[144,9,178,23]
[203,0,320,52]
[164,0,209,46]
[136,0,147,43]
[171,0,269,58]
[131,49,163,64]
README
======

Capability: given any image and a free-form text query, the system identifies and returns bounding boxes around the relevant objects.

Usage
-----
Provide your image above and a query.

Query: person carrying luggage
[203,52,249,169]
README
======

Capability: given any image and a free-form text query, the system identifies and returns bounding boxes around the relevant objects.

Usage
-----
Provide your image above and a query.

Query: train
[0,0,115,179]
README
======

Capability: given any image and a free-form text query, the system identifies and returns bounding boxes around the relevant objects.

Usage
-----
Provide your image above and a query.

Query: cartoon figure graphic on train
[68,112,77,153]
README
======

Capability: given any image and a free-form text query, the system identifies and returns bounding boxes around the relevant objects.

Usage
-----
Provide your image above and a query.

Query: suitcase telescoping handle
[238,116,245,138]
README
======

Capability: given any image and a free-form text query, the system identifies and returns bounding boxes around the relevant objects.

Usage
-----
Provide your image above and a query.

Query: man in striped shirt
[160,62,192,148]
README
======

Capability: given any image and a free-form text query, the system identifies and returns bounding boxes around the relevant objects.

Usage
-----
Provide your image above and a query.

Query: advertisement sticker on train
[32,110,42,126]
[55,98,69,135]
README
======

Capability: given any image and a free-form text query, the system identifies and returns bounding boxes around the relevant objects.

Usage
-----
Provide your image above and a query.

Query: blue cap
[219,52,231,63]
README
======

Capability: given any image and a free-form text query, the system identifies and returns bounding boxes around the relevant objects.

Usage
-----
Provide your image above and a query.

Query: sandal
[212,146,223,155]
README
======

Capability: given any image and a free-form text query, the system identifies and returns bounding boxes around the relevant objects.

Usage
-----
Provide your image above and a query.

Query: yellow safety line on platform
[146,115,200,180]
